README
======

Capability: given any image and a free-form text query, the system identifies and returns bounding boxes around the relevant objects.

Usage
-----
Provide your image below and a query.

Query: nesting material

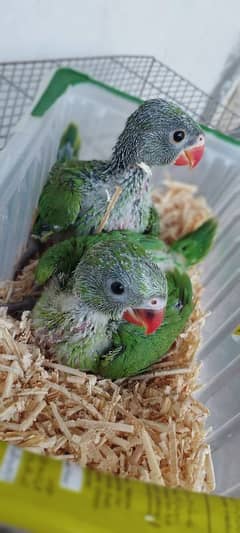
[0,260,38,303]
[0,180,215,492]
[153,177,212,244]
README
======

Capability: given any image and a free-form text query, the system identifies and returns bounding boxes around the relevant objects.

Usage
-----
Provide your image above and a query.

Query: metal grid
[0,55,240,151]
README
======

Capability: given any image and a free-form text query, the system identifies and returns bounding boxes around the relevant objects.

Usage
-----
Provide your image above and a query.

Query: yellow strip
[0,442,239,532]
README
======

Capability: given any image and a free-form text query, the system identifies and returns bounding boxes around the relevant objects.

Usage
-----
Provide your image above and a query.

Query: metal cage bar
[0,55,239,151]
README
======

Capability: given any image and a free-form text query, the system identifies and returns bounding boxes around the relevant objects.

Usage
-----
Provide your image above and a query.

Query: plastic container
[0,68,239,497]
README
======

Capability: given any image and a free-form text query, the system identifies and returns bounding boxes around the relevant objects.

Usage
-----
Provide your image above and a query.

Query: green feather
[170,218,218,267]
[98,269,193,379]
[32,158,102,239]
[33,123,81,237]
[35,220,216,287]
[35,230,170,286]
[33,161,84,234]
[57,123,81,162]
[145,206,161,236]
[35,237,86,285]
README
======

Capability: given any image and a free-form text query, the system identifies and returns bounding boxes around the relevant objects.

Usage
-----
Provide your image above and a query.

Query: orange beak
[122,307,165,335]
[174,143,205,168]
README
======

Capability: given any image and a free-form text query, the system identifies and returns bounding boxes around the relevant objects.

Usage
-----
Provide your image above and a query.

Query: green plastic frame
[32,68,240,148]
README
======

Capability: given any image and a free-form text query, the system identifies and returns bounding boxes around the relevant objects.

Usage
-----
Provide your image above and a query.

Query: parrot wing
[32,160,85,236]
[98,269,193,379]
[170,218,218,267]
[34,122,82,236]
[35,237,86,285]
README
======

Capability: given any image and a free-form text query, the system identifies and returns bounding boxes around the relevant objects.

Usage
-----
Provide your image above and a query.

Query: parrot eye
[172,130,185,143]
[110,281,125,295]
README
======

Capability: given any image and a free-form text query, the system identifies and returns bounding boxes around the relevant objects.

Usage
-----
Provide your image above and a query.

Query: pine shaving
[96,186,122,233]
[50,402,72,441]
[0,181,215,492]
[0,260,39,302]
[141,428,165,485]
[168,419,179,487]
[152,176,212,244]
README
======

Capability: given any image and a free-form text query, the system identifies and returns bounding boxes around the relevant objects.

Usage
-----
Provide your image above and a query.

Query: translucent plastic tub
[0,68,239,496]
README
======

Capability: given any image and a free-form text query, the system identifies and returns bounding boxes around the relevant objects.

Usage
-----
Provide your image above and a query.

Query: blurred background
[0,0,240,95]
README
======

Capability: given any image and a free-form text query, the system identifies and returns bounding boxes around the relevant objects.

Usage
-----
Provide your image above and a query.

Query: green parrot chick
[33,99,205,240]
[32,218,217,379]
[32,239,167,372]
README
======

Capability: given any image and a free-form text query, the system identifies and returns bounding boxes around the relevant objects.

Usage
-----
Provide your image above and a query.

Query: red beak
[122,308,165,335]
[174,143,205,168]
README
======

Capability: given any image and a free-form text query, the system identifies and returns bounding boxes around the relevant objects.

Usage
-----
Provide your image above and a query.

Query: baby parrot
[100,218,218,378]
[33,99,205,241]
[32,236,168,372]
[32,218,217,378]
[98,268,193,378]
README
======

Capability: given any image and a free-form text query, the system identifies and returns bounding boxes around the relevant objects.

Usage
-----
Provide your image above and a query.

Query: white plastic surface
[0,75,239,496]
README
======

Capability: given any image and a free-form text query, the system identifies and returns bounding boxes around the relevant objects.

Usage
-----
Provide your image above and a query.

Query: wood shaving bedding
[153,176,212,243]
[0,260,39,303]
[0,180,215,493]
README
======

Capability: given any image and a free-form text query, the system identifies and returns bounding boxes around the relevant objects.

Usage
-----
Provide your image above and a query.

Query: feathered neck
[108,125,141,172]
[63,293,109,336]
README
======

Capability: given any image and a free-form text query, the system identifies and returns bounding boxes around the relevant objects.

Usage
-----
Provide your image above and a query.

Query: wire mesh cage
[0,55,240,151]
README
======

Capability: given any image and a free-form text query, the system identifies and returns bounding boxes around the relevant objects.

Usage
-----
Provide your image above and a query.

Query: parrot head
[112,98,205,169]
[73,239,167,335]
